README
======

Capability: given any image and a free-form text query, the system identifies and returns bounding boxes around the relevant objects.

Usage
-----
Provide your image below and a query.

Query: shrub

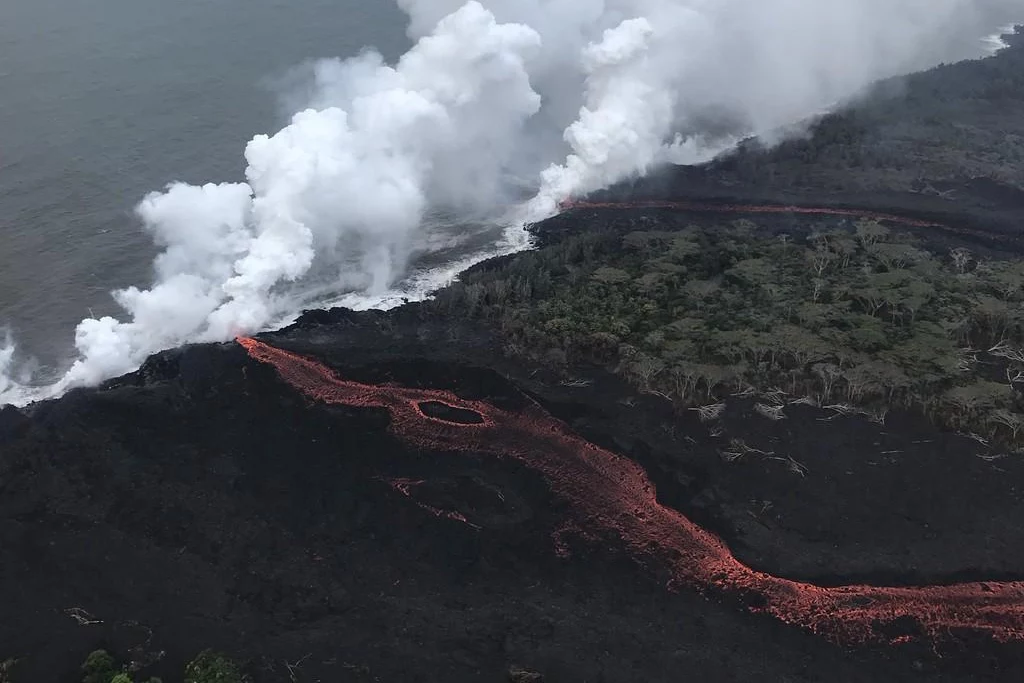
[184,651,244,683]
[82,650,118,683]
[79,650,161,683]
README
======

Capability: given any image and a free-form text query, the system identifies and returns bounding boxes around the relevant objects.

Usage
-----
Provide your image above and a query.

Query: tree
[772,326,830,369]
[622,230,671,255]
[82,651,117,683]
[882,322,960,390]
[185,651,245,683]
[682,279,720,311]
[669,235,701,261]
[729,219,758,237]
[978,261,1024,300]
[79,651,161,683]
[855,220,890,249]
[972,295,1014,342]
[726,258,776,293]
[872,243,927,270]
[628,353,665,390]
[853,283,888,317]
[449,205,1024,448]
[795,302,831,329]
[950,247,972,274]
[843,314,889,353]
[806,240,833,277]
[634,272,667,296]
[842,363,890,401]
[991,410,1024,441]
[591,266,631,286]
[463,283,485,313]
[693,364,731,398]
[670,364,701,400]
[811,277,827,303]
[898,278,936,323]
[813,363,843,400]
[943,381,1010,427]
[829,233,859,269]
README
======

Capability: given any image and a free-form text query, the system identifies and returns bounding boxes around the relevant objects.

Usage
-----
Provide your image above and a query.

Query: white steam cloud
[1,0,1020,406]
[0,334,18,401]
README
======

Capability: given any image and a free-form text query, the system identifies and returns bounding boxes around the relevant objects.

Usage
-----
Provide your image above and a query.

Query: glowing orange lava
[384,477,480,529]
[238,336,1024,646]
[559,199,942,228]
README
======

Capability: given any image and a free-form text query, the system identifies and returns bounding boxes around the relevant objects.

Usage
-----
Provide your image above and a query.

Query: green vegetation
[78,649,244,683]
[184,651,245,683]
[434,218,1024,449]
[1,658,16,683]
[81,651,122,683]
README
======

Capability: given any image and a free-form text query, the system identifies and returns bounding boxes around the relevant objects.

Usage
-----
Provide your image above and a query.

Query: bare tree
[754,403,787,420]
[855,220,889,249]
[950,247,972,274]
[768,454,809,477]
[812,363,842,400]
[811,278,826,303]
[671,365,700,400]
[629,354,665,390]
[690,402,726,422]
[990,341,1024,364]
[806,239,833,278]
[720,438,773,463]
[991,410,1024,441]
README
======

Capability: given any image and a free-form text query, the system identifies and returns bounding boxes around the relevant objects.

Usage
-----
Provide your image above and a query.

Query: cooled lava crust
[238,337,1024,646]
[4,201,1024,682]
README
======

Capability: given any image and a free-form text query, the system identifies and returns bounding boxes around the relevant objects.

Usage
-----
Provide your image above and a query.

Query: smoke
[984,23,1022,53]
[527,0,1024,215]
[1,0,1020,407]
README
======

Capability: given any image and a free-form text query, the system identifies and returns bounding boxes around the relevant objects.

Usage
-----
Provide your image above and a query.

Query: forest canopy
[434,217,1024,451]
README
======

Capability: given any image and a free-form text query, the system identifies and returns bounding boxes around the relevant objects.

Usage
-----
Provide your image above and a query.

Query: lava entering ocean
[238,336,1024,646]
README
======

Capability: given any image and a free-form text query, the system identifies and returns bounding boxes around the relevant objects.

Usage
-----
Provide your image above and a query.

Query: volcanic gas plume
[239,336,1024,646]
[1,1,1020,407]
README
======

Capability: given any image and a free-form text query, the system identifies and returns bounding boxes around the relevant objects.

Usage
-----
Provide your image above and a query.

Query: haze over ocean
[0,0,406,370]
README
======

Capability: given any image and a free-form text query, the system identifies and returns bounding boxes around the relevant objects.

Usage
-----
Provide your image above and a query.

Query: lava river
[238,336,1024,647]
[559,199,943,228]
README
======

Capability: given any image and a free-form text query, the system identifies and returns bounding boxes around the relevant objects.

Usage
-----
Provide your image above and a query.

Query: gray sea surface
[0,0,408,370]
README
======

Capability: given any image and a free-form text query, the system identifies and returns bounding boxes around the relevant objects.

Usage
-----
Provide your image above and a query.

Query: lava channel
[559,199,942,228]
[238,336,1024,646]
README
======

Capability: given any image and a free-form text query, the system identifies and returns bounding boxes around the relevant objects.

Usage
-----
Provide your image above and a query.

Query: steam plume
[0,334,17,401]
[1,0,1020,406]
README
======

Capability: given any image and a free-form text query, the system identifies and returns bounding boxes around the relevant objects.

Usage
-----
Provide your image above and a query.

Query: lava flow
[384,477,481,529]
[559,199,943,228]
[238,336,1024,646]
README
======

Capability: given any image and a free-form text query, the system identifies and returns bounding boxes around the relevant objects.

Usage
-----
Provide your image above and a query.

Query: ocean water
[0,1,1019,398]
[0,0,408,371]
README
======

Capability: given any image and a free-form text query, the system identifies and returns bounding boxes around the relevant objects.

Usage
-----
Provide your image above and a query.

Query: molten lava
[561,199,942,228]
[385,477,481,529]
[238,337,1024,646]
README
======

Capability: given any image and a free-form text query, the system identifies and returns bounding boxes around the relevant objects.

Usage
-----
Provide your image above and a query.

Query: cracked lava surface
[238,336,1024,646]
